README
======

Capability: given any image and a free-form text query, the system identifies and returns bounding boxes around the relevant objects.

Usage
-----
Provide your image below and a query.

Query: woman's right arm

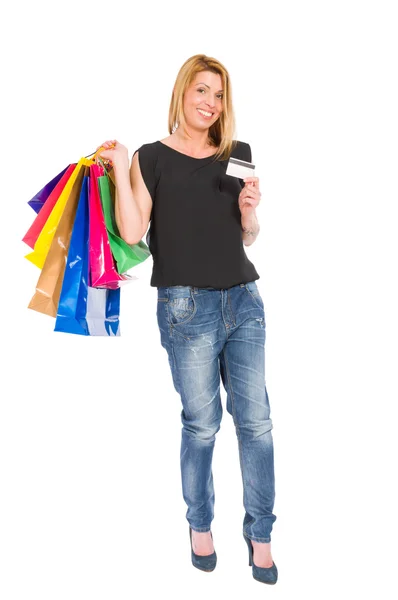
[97,140,153,245]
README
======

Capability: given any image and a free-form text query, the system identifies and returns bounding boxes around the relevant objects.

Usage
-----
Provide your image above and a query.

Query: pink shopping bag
[88,163,131,289]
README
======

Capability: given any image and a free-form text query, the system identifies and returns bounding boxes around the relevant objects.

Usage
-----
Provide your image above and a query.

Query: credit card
[226,156,255,179]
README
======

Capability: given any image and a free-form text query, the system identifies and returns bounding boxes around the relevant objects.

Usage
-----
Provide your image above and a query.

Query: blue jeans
[156,281,277,543]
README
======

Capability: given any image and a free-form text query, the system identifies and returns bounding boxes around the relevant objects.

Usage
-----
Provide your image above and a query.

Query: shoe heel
[243,533,253,566]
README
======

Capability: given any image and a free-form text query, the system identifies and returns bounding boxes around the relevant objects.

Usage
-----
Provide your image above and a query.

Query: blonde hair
[168,54,238,161]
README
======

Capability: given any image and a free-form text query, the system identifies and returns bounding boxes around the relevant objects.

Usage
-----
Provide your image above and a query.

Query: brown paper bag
[28,166,88,317]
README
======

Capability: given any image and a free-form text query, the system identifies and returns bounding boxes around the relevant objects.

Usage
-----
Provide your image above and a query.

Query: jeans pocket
[169,295,196,325]
[245,281,265,310]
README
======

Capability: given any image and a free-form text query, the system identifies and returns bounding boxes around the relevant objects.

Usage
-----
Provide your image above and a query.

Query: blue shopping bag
[54,173,120,336]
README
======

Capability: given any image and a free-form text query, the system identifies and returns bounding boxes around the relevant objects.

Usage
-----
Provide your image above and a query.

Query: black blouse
[132,140,259,289]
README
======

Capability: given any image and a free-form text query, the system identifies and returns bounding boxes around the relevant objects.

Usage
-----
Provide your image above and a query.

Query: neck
[174,127,212,150]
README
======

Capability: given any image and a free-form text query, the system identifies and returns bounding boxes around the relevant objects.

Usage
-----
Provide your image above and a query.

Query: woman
[97,54,277,585]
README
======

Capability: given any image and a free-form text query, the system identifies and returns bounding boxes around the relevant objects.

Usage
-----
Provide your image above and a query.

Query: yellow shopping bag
[25,157,93,268]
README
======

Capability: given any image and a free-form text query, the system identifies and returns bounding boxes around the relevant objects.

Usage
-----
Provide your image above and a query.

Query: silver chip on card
[226,156,255,179]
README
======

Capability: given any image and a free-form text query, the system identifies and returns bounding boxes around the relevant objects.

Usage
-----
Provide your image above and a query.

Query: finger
[239,193,256,205]
[242,197,257,206]
[244,188,257,199]
[240,187,259,199]
[240,195,259,209]
[243,177,259,185]
[240,200,256,210]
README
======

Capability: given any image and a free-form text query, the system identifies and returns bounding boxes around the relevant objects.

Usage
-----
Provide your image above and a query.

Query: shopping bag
[22,164,76,249]
[84,286,121,336]
[27,166,86,317]
[97,171,151,274]
[24,144,131,335]
[88,163,132,289]
[27,165,71,214]
[25,157,92,268]
[54,173,120,336]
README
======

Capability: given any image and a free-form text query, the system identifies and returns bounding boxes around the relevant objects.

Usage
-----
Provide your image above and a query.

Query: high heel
[243,533,278,585]
[189,526,217,572]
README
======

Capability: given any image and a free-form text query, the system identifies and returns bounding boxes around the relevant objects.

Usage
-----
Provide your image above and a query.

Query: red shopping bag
[22,164,76,249]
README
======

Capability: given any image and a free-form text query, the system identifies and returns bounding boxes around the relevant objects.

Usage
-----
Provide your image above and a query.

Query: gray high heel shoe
[189,527,217,572]
[243,533,278,584]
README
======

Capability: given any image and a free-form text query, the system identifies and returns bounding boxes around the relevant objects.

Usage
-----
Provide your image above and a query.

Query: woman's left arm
[239,177,261,246]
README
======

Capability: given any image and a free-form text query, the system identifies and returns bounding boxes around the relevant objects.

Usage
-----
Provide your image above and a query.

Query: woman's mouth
[197,108,214,120]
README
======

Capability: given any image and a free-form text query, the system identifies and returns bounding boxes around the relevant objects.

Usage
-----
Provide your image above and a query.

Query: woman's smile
[197,108,214,120]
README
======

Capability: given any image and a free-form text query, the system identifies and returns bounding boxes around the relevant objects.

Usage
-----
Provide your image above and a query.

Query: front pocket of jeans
[245,284,264,310]
[169,296,196,325]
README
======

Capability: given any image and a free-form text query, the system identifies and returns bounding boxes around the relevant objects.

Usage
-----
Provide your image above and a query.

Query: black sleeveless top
[132,140,260,289]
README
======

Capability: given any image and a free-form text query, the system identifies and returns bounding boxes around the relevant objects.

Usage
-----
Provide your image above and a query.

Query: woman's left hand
[238,177,262,215]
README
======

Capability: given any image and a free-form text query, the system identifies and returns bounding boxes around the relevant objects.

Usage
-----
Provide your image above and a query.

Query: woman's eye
[197,88,223,100]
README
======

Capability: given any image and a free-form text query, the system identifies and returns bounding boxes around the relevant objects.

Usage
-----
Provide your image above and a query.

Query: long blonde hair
[168,54,238,161]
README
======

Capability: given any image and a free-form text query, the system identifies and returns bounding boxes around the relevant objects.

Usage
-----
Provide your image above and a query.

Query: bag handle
[91,154,116,185]
[85,142,115,162]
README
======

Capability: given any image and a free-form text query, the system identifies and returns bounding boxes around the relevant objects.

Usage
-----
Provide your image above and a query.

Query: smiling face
[182,70,224,132]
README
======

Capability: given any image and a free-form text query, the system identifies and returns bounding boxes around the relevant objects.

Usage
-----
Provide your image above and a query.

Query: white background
[1,1,397,598]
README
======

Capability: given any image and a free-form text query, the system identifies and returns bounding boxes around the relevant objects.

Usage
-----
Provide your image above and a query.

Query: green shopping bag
[97,168,151,274]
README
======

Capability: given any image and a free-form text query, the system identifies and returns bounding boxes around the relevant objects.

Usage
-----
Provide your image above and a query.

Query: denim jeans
[156,281,276,543]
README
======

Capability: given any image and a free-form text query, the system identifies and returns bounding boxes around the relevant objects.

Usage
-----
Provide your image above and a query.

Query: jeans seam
[171,326,191,342]
[222,348,246,487]
[227,288,236,326]
[164,300,172,339]
[164,301,177,372]
[244,534,271,543]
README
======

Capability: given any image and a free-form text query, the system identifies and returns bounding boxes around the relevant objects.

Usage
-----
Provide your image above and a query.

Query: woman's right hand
[95,139,129,168]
